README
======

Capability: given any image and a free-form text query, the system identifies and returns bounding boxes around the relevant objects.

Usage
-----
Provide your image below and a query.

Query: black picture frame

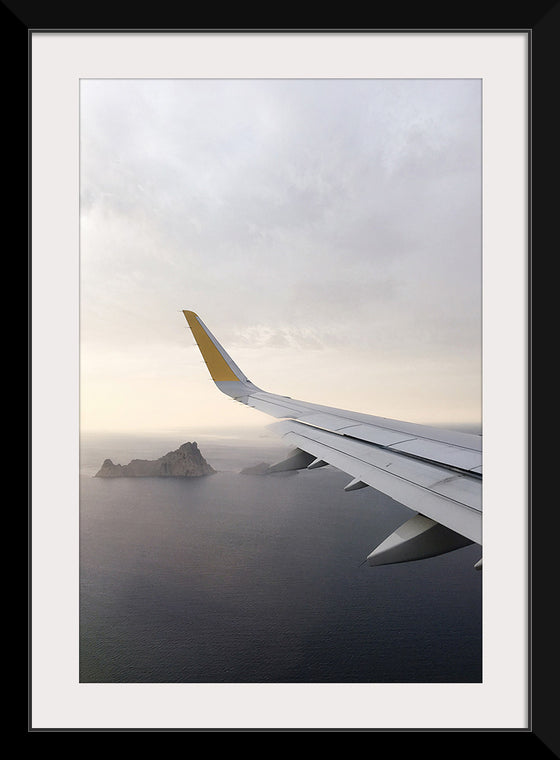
[24,10,546,746]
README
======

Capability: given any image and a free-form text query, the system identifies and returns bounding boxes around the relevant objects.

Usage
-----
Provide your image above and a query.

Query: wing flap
[271,419,482,545]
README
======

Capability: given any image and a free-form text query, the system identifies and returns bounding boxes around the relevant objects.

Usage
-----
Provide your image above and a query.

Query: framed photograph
[31,29,531,734]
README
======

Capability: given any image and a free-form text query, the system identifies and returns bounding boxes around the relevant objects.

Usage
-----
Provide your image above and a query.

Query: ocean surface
[80,431,482,684]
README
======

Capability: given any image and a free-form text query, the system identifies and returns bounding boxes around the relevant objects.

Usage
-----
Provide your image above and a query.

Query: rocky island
[239,462,272,475]
[94,442,216,478]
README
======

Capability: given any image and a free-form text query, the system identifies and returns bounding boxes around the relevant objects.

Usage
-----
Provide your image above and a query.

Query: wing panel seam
[287,427,482,515]
[277,417,482,480]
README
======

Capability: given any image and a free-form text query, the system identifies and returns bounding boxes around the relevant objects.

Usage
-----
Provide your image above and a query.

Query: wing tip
[182,309,199,326]
[182,309,244,384]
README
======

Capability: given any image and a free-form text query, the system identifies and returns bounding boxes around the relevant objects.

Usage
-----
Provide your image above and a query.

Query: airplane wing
[183,310,482,569]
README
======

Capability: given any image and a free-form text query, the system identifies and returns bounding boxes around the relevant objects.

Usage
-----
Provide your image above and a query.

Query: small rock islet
[94,442,216,478]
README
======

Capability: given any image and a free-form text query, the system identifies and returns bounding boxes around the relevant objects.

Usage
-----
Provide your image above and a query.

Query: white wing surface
[183,311,482,568]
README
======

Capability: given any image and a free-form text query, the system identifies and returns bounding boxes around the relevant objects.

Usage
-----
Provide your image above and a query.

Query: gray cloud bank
[81,77,481,378]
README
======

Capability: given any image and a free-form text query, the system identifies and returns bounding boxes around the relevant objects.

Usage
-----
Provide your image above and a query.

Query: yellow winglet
[183,310,241,382]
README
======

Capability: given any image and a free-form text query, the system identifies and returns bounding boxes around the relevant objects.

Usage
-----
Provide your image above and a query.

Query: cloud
[80,78,481,431]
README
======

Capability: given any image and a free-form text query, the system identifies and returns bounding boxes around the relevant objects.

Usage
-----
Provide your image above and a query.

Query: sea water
[79,432,482,683]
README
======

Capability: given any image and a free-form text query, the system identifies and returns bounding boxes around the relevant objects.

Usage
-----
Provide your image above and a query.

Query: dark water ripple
[80,438,482,683]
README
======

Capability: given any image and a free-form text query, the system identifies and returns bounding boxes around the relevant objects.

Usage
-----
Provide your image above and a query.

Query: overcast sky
[80,77,481,437]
